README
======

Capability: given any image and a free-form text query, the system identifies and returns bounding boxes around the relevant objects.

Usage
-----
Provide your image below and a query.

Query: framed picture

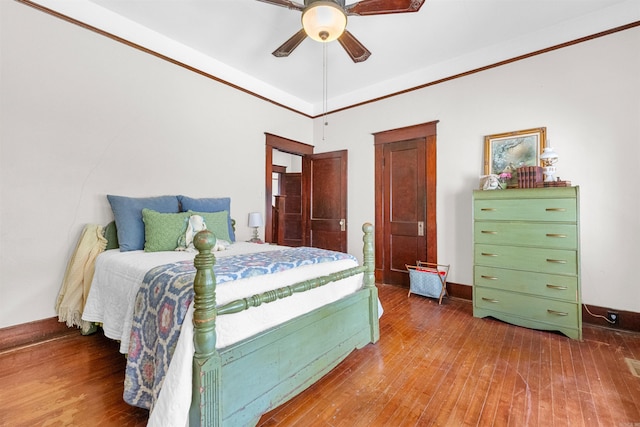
[484,127,546,175]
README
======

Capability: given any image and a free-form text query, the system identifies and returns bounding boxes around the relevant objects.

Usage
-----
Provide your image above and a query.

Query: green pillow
[103,221,119,250]
[142,209,191,252]
[188,210,232,242]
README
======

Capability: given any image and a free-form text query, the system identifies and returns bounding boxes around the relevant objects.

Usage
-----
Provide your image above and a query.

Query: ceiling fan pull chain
[323,41,328,140]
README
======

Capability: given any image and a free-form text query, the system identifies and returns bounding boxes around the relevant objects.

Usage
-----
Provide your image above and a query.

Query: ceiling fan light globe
[301,1,347,42]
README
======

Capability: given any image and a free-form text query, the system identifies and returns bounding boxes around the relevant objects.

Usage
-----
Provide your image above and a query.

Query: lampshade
[248,212,263,228]
[540,147,559,165]
[540,147,559,182]
[302,1,347,42]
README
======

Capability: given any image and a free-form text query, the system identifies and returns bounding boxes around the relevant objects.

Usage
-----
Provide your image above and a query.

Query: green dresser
[473,187,581,339]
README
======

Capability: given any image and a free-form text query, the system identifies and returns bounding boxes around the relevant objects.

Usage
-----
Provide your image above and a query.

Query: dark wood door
[282,173,303,247]
[303,150,348,252]
[385,139,427,284]
[374,122,437,287]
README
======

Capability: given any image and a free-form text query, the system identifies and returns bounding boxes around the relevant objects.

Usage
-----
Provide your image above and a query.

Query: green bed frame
[187,222,379,426]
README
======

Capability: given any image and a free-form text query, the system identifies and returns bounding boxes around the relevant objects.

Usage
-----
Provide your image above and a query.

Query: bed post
[190,230,222,427]
[362,222,379,343]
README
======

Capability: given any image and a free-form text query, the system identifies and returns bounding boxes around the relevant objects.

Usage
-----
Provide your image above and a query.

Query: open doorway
[264,133,313,245]
[264,133,348,252]
[272,150,303,247]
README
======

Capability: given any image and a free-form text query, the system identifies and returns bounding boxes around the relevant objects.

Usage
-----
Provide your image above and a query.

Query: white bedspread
[84,242,293,352]
[82,242,371,426]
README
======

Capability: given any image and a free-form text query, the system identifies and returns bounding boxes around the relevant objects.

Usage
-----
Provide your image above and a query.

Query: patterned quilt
[123,247,356,409]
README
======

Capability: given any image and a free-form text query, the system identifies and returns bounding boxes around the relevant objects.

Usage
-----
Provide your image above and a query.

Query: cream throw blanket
[56,224,107,333]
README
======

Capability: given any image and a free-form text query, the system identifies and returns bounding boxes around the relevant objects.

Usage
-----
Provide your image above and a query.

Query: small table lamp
[248,212,263,243]
[540,147,559,182]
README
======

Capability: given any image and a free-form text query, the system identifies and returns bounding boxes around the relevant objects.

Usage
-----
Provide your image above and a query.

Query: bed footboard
[190,230,222,425]
[189,223,377,426]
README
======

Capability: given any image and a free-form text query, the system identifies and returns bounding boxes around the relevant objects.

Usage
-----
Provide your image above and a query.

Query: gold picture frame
[484,127,547,175]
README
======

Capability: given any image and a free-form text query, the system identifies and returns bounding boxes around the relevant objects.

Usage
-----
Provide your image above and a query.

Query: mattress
[83,242,362,352]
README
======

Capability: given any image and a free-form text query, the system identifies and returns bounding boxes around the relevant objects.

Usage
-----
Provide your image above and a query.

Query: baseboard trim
[447,283,640,333]
[2,295,638,352]
[447,282,472,301]
[0,317,78,352]
[582,304,640,333]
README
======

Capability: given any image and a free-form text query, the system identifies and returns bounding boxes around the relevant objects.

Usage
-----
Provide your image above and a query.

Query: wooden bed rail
[189,222,376,426]
[217,264,367,315]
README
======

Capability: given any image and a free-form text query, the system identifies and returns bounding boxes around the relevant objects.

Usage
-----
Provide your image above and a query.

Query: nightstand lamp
[248,212,263,243]
[540,147,559,182]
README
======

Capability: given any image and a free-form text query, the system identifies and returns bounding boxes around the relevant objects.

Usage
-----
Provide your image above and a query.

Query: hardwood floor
[1,283,639,426]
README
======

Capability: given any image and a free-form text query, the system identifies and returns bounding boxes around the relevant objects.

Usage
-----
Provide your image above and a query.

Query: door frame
[264,133,314,243]
[373,121,438,284]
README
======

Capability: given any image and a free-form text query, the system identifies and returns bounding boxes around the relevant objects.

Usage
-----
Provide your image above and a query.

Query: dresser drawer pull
[546,258,567,264]
[482,297,500,303]
[481,253,498,257]
[481,208,497,211]
[481,230,498,234]
[545,208,566,212]
[547,309,569,316]
[546,284,568,290]
[546,233,567,238]
[481,275,498,280]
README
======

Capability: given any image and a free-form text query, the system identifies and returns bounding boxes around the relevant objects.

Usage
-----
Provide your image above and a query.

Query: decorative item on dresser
[516,166,543,188]
[540,146,560,182]
[484,127,547,177]
[472,187,581,339]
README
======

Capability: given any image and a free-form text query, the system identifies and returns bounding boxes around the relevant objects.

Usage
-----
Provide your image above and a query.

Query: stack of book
[542,180,572,187]
[517,166,543,188]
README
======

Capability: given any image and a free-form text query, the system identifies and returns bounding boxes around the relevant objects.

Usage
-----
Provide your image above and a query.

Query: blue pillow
[178,196,236,241]
[107,195,180,251]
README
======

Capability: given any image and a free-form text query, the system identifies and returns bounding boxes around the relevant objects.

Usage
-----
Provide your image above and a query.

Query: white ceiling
[30,0,640,116]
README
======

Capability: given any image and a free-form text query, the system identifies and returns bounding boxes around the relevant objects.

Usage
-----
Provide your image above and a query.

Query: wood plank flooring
[1,283,639,426]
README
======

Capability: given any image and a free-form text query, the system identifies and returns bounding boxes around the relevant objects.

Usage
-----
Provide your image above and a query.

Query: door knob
[340,219,346,231]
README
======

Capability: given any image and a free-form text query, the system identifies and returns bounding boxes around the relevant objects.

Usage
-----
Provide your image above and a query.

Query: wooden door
[303,150,348,252]
[374,122,437,287]
[282,173,303,247]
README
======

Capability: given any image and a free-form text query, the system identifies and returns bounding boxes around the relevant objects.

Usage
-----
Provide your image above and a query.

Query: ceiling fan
[257,0,426,63]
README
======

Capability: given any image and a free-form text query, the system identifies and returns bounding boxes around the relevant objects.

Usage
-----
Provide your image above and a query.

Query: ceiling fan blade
[345,0,425,16]
[255,0,304,11]
[272,29,308,57]
[338,30,371,63]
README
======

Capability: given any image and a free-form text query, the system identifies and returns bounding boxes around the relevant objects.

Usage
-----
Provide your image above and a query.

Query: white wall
[0,1,311,328]
[272,150,302,173]
[2,0,639,329]
[318,26,640,314]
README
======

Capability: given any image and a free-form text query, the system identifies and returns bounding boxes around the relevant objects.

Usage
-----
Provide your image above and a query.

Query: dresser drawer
[474,266,579,302]
[474,222,577,249]
[474,198,577,222]
[475,244,577,275]
[474,287,579,328]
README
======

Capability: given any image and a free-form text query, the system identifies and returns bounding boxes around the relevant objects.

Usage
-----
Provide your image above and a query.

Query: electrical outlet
[607,311,620,325]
